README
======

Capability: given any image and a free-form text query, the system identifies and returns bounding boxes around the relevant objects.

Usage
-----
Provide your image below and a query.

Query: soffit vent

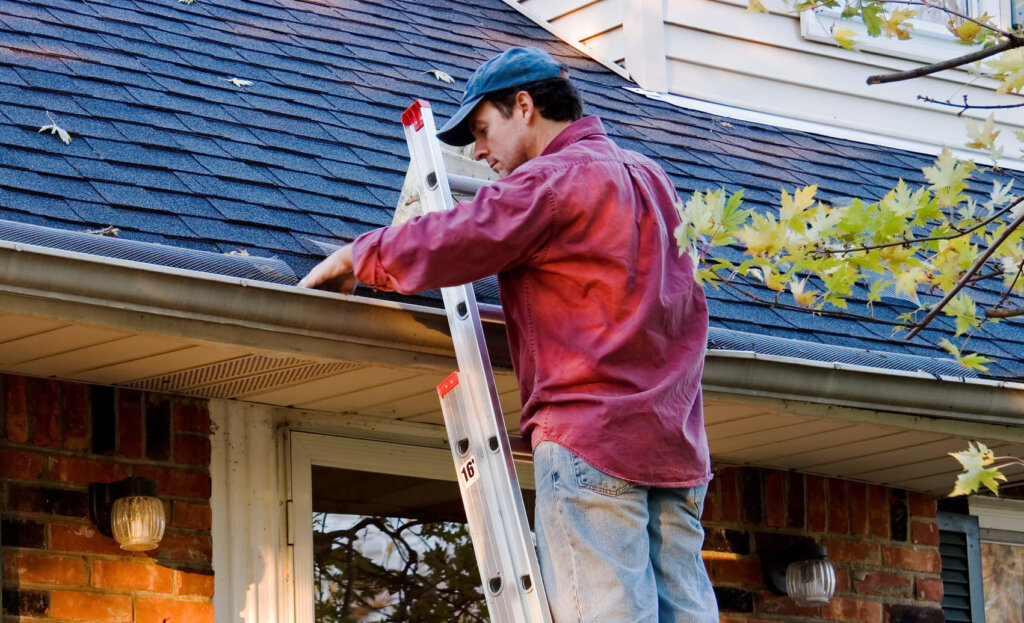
[129,354,358,398]
[0,219,296,284]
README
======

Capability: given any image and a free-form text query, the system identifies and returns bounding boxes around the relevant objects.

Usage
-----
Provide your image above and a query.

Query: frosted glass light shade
[111,495,166,551]
[786,558,836,607]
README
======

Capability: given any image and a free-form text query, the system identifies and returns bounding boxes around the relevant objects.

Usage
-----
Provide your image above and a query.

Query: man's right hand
[298,243,358,294]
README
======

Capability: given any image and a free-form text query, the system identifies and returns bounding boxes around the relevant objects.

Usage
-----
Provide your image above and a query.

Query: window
[971,497,1024,623]
[800,1,1004,64]
[289,431,536,623]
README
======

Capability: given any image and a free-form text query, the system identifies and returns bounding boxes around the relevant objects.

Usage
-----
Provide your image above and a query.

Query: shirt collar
[540,116,606,157]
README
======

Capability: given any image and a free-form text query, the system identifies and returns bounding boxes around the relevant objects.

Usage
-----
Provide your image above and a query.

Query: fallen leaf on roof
[224,77,254,88]
[179,0,196,4]
[719,121,733,129]
[424,69,455,83]
[227,249,250,256]
[39,111,71,145]
[85,225,120,237]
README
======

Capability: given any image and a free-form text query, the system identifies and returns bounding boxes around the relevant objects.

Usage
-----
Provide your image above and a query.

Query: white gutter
[0,240,1021,427]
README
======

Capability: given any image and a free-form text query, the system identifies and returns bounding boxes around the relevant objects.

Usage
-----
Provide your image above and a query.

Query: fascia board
[0,239,1020,431]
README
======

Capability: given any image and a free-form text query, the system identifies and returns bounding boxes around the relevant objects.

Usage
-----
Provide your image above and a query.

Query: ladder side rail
[403,100,552,623]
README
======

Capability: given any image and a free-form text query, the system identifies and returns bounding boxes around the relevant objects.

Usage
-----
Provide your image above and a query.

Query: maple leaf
[884,8,917,39]
[943,293,980,336]
[986,48,1024,94]
[224,77,254,88]
[789,277,819,306]
[832,27,857,50]
[424,69,455,83]
[746,0,770,14]
[964,114,1000,150]
[860,2,884,37]
[38,111,72,145]
[939,339,992,372]
[949,442,1006,496]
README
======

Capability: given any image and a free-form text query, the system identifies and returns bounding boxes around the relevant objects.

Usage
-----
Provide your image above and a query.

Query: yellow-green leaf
[949,441,1006,496]
[746,0,770,14]
[833,27,857,50]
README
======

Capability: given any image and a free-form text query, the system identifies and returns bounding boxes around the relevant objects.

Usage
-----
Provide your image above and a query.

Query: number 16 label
[459,457,480,489]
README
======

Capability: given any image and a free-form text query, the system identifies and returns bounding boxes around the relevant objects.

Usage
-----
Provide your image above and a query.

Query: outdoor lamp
[89,477,165,552]
[762,542,836,606]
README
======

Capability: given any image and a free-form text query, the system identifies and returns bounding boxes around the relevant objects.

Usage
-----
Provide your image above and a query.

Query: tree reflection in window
[313,513,486,622]
[310,464,536,623]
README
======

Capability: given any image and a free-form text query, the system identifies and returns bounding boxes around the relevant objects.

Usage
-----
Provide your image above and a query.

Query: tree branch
[906,208,1024,338]
[918,94,1024,114]
[816,195,1024,256]
[868,37,1022,85]
[986,306,1024,318]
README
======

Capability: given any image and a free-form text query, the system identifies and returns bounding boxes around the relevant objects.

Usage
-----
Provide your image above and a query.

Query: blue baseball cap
[437,47,562,146]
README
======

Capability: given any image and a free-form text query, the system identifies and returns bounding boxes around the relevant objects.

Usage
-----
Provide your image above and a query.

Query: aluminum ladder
[400,99,552,623]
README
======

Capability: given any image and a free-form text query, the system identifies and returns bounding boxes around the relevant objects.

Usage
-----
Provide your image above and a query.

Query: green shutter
[937,511,985,623]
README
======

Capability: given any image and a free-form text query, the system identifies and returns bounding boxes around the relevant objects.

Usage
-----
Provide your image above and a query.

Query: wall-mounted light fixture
[89,477,166,552]
[762,542,836,606]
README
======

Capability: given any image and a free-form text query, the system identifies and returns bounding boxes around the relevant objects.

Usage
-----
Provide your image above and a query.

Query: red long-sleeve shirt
[353,116,710,486]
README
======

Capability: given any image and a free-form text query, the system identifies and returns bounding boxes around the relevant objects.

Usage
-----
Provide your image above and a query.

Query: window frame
[800,1,1007,65]
[287,430,536,623]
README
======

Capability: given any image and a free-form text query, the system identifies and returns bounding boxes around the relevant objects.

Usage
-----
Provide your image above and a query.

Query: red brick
[172,501,212,531]
[50,522,124,556]
[701,490,716,522]
[908,493,937,518]
[0,447,45,479]
[49,456,130,486]
[118,390,143,458]
[3,552,88,586]
[709,558,762,585]
[911,520,940,547]
[29,378,61,447]
[719,467,739,522]
[136,597,214,623]
[157,532,213,565]
[134,465,211,499]
[51,590,132,622]
[93,560,174,593]
[824,538,881,564]
[835,567,852,593]
[174,434,211,466]
[868,485,889,539]
[883,546,941,573]
[764,470,785,528]
[62,381,90,451]
[848,482,869,536]
[852,570,912,598]
[177,570,215,597]
[174,403,210,434]
[807,475,827,532]
[786,472,805,529]
[6,374,29,442]
[915,576,944,602]
[758,591,821,618]
[822,597,883,623]
[828,478,850,535]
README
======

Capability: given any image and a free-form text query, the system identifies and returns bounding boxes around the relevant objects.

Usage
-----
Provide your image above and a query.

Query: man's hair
[484,73,584,123]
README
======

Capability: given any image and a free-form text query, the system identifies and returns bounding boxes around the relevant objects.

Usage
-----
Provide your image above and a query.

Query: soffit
[0,308,1020,496]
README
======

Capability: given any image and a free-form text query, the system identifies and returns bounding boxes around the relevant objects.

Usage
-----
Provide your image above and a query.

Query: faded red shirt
[353,116,710,487]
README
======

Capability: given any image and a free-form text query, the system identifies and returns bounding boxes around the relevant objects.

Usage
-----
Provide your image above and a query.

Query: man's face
[468,99,531,178]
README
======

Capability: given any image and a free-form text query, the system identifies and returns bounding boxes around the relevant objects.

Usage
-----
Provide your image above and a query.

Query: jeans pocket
[572,454,634,497]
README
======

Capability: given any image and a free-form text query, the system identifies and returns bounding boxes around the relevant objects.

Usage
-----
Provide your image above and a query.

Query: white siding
[504,0,1024,159]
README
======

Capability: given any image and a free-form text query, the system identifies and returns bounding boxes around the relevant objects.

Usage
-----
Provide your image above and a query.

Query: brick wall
[704,464,944,623]
[1,375,213,622]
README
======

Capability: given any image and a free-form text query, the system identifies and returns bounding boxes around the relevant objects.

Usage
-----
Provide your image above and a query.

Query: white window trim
[287,430,536,623]
[970,495,1024,544]
[800,1,1006,65]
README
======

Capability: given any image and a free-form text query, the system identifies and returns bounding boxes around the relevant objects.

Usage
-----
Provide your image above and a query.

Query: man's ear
[514,90,535,122]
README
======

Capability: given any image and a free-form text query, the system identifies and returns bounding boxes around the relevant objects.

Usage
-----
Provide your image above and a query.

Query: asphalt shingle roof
[0,0,1022,379]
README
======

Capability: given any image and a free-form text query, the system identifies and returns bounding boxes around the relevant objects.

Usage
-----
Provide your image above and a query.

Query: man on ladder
[300,46,718,622]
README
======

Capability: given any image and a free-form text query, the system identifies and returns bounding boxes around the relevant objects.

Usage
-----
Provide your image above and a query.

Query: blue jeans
[532,441,718,622]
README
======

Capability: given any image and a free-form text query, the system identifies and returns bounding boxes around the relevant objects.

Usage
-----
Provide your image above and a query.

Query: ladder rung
[448,173,493,195]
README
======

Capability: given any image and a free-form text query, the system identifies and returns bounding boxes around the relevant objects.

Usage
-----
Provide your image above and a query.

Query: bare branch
[986,306,1024,318]
[868,37,1021,85]
[906,208,1024,338]
[918,94,1024,114]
